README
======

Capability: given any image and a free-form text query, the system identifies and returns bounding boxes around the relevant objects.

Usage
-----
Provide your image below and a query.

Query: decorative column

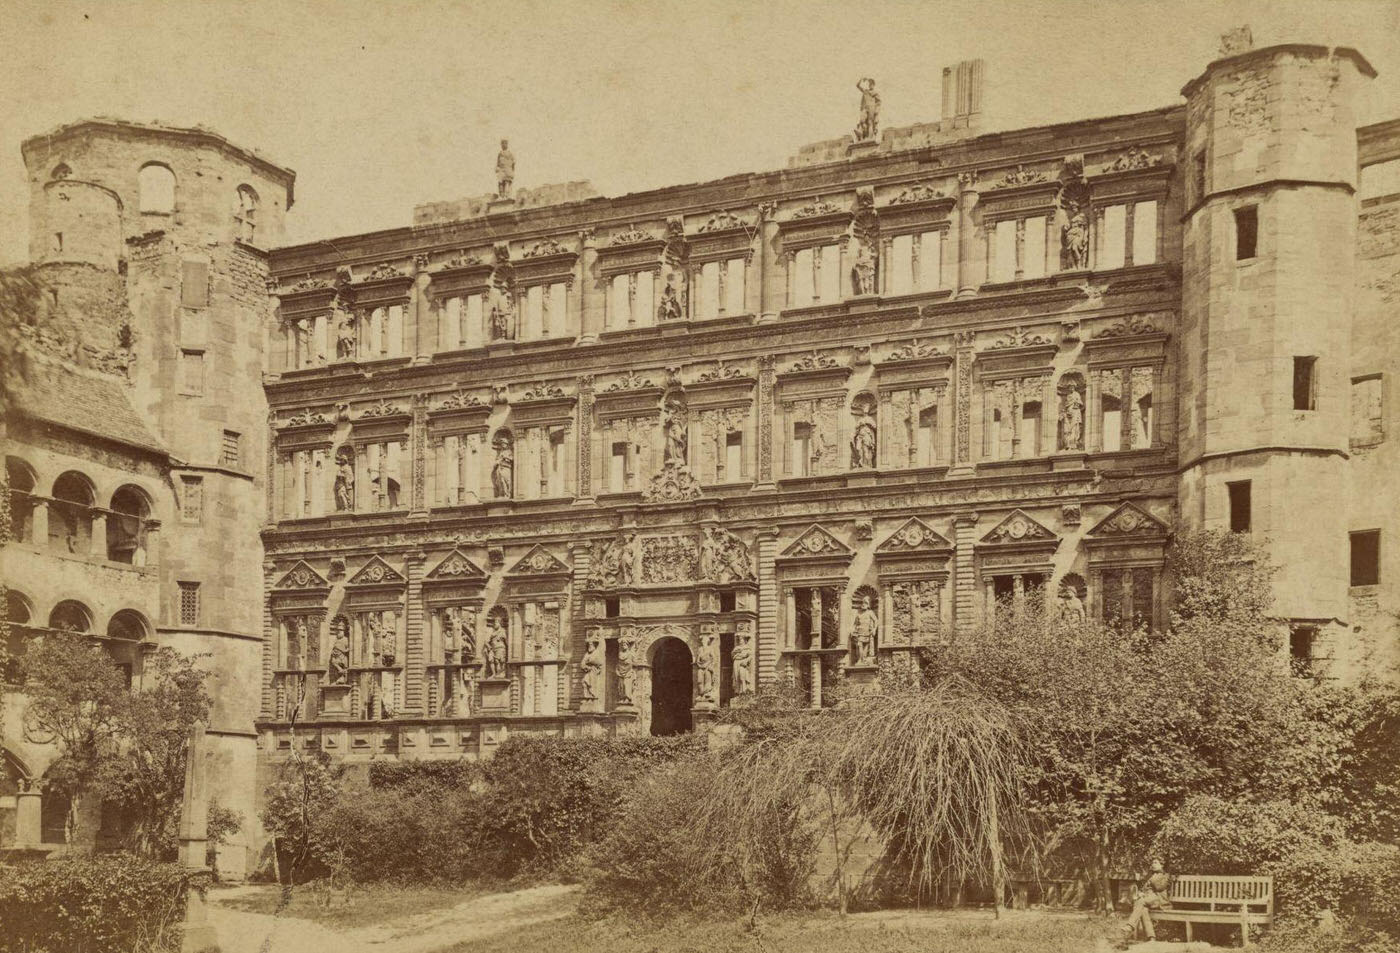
[403,551,427,716]
[89,512,106,558]
[756,530,779,687]
[259,560,276,718]
[575,375,595,503]
[410,394,428,515]
[952,512,979,632]
[952,331,976,474]
[758,201,780,323]
[412,253,431,361]
[578,229,601,344]
[956,172,980,298]
[754,355,777,491]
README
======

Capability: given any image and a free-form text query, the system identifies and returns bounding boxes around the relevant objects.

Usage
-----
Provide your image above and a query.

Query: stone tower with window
[19,121,295,875]
[1177,45,1376,674]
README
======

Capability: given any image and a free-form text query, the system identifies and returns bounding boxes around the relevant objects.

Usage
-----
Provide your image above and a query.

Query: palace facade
[3,38,1398,876]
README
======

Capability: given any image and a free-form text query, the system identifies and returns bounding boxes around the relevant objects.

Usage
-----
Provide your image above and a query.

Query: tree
[260,750,344,884]
[21,631,211,852]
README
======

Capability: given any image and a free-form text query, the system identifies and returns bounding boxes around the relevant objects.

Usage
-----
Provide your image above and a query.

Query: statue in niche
[695,632,717,702]
[333,446,355,511]
[854,77,880,141]
[1058,578,1088,624]
[732,627,754,696]
[328,616,350,685]
[372,613,396,667]
[489,279,515,341]
[491,431,514,499]
[616,635,637,704]
[662,394,688,466]
[495,139,515,197]
[580,633,605,702]
[851,589,879,663]
[1057,156,1091,271]
[483,611,508,678]
[335,308,356,360]
[851,420,876,469]
[1062,212,1089,270]
[852,241,876,296]
[657,273,684,322]
[1058,378,1085,451]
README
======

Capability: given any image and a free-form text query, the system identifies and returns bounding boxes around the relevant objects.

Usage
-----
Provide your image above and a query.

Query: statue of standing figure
[732,627,754,696]
[335,309,356,360]
[695,632,717,702]
[854,77,880,141]
[484,612,508,678]
[851,420,877,470]
[495,139,515,198]
[491,431,514,499]
[1060,386,1085,451]
[852,241,876,296]
[580,633,605,702]
[616,635,637,705]
[1062,212,1089,270]
[333,446,355,511]
[663,396,688,466]
[851,590,879,663]
[328,616,350,685]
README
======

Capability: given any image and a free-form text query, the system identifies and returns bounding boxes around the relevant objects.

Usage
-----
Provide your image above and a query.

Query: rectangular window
[178,581,201,626]
[722,258,746,315]
[1290,626,1318,677]
[793,248,815,307]
[525,285,544,339]
[180,349,204,396]
[180,476,203,522]
[1019,401,1041,456]
[724,430,744,481]
[698,260,720,318]
[1101,396,1122,453]
[464,294,484,347]
[1228,480,1252,533]
[1351,530,1380,587]
[1193,151,1207,204]
[608,274,629,328]
[181,260,209,309]
[1100,204,1127,270]
[610,441,628,492]
[793,423,813,477]
[220,430,241,468]
[719,591,736,612]
[890,234,914,295]
[604,597,620,618]
[817,244,841,303]
[547,428,567,497]
[1132,201,1158,265]
[918,406,938,465]
[993,219,1017,282]
[546,282,566,337]
[1352,375,1384,445]
[1024,216,1047,279]
[1293,356,1317,411]
[633,271,654,327]
[1235,206,1258,260]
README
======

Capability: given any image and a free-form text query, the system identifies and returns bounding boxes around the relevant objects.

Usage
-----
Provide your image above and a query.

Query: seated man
[1126,859,1172,942]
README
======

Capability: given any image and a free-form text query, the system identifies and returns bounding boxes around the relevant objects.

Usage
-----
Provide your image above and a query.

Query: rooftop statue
[854,77,880,142]
[495,139,515,198]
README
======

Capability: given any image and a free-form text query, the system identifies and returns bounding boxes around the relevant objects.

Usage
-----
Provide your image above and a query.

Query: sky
[1,0,1398,263]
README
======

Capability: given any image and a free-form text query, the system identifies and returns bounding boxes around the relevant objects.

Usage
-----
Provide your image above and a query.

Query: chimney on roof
[941,59,985,130]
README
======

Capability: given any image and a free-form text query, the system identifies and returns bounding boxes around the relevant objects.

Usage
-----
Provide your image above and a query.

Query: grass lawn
[214,882,479,930]
[443,908,1120,953]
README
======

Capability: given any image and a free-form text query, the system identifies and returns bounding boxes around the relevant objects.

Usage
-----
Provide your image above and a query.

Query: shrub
[260,750,346,883]
[368,759,481,793]
[0,854,188,953]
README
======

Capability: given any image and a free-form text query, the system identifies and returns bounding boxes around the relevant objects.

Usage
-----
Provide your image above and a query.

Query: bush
[368,759,481,792]
[0,854,188,953]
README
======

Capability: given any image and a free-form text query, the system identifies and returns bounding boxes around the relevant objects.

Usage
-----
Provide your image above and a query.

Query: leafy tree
[260,749,345,883]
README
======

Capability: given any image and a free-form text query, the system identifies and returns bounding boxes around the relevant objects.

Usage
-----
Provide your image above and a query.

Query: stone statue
[594,533,637,588]
[851,590,879,663]
[491,432,514,499]
[443,608,462,663]
[495,139,515,197]
[333,447,355,511]
[285,617,305,671]
[1062,211,1089,270]
[376,614,396,667]
[489,279,515,341]
[335,309,356,360]
[616,636,637,704]
[699,526,753,582]
[580,634,605,702]
[657,274,684,321]
[328,616,350,684]
[732,628,754,695]
[854,77,880,141]
[1059,387,1085,451]
[484,612,508,678]
[851,420,877,470]
[663,397,688,466]
[1058,587,1087,624]
[852,242,876,296]
[695,633,717,702]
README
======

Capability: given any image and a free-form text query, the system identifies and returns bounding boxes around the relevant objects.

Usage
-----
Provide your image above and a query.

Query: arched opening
[49,471,95,554]
[39,782,70,845]
[4,592,34,684]
[107,485,152,564]
[6,457,37,543]
[106,610,148,687]
[48,600,93,634]
[649,637,694,736]
[235,185,259,243]
[2,750,32,846]
[138,163,176,214]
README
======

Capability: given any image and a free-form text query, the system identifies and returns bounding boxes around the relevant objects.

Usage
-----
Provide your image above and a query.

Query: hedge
[0,854,189,953]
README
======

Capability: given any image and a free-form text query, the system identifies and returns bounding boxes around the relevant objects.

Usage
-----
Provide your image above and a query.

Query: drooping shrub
[0,854,189,953]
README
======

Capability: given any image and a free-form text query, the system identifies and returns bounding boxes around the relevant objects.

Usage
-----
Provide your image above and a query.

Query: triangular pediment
[781,524,852,558]
[346,555,404,586]
[274,560,328,591]
[877,518,951,553]
[426,548,486,580]
[507,544,569,576]
[980,510,1058,545]
[1087,501,1168,538]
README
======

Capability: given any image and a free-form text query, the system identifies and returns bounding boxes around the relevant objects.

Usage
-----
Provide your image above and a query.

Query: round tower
[1178,44,1374,628]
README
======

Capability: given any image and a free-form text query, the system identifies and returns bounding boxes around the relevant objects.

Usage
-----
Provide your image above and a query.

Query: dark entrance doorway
[650,637,694,736]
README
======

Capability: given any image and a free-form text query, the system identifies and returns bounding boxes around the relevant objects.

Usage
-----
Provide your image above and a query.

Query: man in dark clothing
[1127,859,1172,941]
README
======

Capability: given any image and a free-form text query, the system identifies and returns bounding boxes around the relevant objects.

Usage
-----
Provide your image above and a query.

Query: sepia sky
[1,0,1398,263]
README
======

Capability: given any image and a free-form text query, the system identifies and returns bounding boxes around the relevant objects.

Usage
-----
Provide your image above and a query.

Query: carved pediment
[781,525,852,558]
[426,549,486,580]
[980,510,1058,545]
[347,555,404,586]
[877,518,951,554]
[641,463,704,504]
[507,545,569,576]
[1087,502,1168,538]
[275,560,329,591]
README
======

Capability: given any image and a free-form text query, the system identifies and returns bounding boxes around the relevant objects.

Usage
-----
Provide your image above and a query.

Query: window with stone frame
[1096,365,1156,452]
[358,305,405,360]
[177,581,201,626]
[438,293,486,351]
[179,475,203,523]
[985,377,1050,461]
[883,230,950,295]
[280,448,328,518]
[695,258,747,319]
[989,215,1049,283]
[1351,375,1384,446]
[520,282,568,340]
[788,244,843,307]
[179,349,205,396]
[1351,530,1380,587]
[1290,625,1319,677]
[1101,567,1156,630]
[606,270,656,330]
[234,185,259,244]
[221,430,241,468]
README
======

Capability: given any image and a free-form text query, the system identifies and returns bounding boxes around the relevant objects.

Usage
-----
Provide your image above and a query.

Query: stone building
[1,120,294,877]
[2,38,1398,875]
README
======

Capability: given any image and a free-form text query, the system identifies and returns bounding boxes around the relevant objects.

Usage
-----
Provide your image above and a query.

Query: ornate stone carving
[697,211,747,233]
[695,629,718,703]
[758,201,779,221]
[591,533,638,588]
[491,430,514,499]
[522,237,566,258]
[851,586,879,663]
[787,350,840,373]
[365,262,405,281]
[885,338,943,362]
[519,381,566,401]
[1095,315,1160,338]
[994,165,1047,187]
[657,274,684,321]
[438,390,483,410]
[1219,24,1252,55]
[758,356,775,482]
[276,561,328,590]
[580,632,605,702]
[496,140,515,197]
[1102,146,1162,173]
[958,170,979,188]
[608,224,654,246]
[605,369,655,392]
[443,605,477,663]
[333,445,355,511]
[696,360,744,382]
[615,630,638,705]
[1057,156,1091,271]
[284,408,328,427]
[784,525,847,556]
[1090,502,1167,536]
[488,271,515,341]
[328,615,350,684]
[290,275,332,292]
[989,326,1053,349]
[889,183,945,205]
[1061,503,1082,527]
[359,399,403,419]
[878,517,949,552]
[981,510,1057,543]
[641,535,699,583]
[1057,372,1086,451]
[483,608,508,678]
[732,623,754,696]
[508,545,569,575]
[849,392,877,469]
[640,463,703,503]
[854,77,880,142]
[348,556,403,585]
[698,526,755,582]
[662,391,688,466]
[851,187,879,296]
[792,199,843,220]
[432,550,484,578]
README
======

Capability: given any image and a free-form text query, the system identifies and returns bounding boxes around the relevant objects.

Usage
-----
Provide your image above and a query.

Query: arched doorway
[649,637,694,736]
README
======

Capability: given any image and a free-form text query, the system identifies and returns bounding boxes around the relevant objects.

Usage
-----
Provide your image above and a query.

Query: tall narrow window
[235,185,259,243]
[993,220,1016,282]
[1100,204,1126,270]
[1192,151,1207,204]
[724,430,744,481]
[722,258,746,315]
[221,430,241,468]
[1132,201,1158,265]
[793,423,813,477]
[138,163,175,214]
[1293,357,1317,411]
[1101,395,1122,452]
[889,234,914,295]
[180,476,203,522]
[1350,530,1380,586]
[610,442,628,492]
[698,261,720,318]
[178,581,201,626]
[1023,216,1047,278]
[180,350,204,395]
[792,248,816,307]
[548,428,567,497]
[1290,626,1318,677]
[1019,401,1041,456]
[1235,206,1258,260]
[918,406,938,465]
[1351,375,1384,445]
[1228,480,1252,533]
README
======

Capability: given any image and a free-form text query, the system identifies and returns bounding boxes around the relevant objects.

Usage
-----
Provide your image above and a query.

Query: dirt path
[206,883,579,953]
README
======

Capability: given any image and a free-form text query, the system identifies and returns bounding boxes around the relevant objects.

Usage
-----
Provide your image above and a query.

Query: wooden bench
[1150,874,1274,947]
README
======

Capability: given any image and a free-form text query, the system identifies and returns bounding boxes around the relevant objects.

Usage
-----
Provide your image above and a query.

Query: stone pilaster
[260,560,276,718]
[578,229,600,344]
[758,201,780,323]
[953,331,976,471]
[575,374,595,503]
[755,529,779,686]
[956,173,980,298]
[755,355,776,490]
[412,253,431,361]
[952,512,979,631]
[403,551,427,716]
[410,393,428,515]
